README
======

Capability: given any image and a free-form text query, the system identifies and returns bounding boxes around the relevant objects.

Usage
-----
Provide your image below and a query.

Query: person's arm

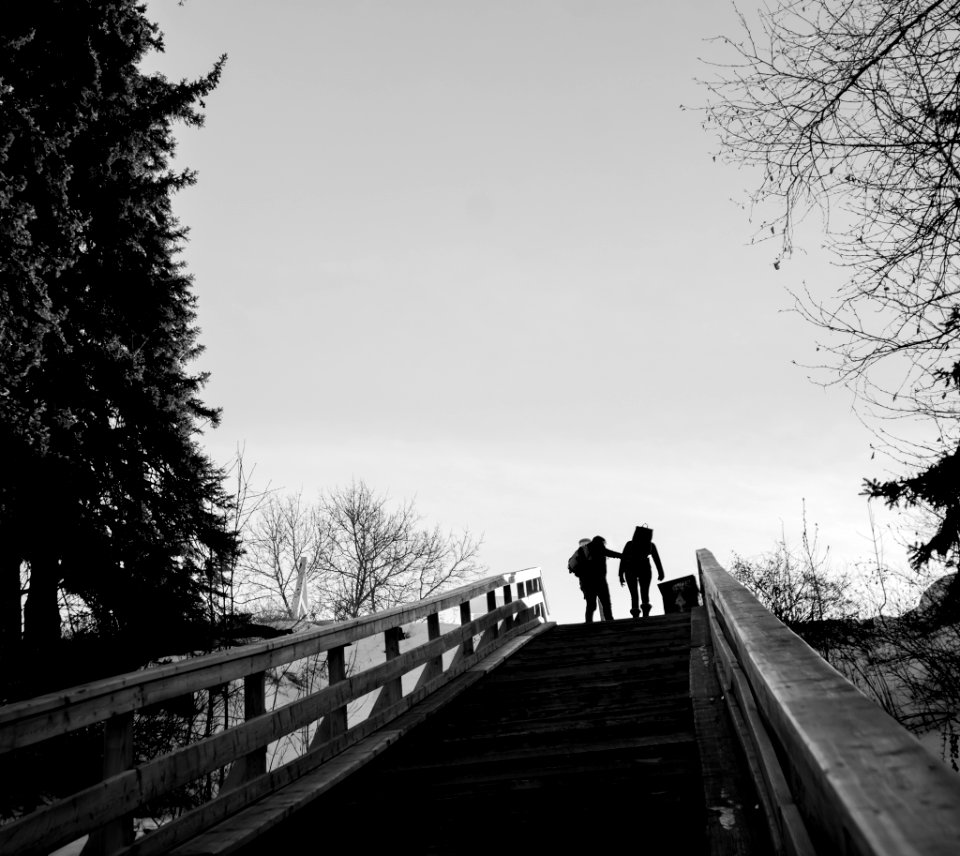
[605,547,622,559]
[651,544,665,580]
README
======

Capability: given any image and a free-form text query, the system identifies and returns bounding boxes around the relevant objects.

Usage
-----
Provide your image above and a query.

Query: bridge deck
[228,611,769,854]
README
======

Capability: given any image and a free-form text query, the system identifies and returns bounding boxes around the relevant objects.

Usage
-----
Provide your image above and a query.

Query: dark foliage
[0,1,237,688]
[867,441,960,570]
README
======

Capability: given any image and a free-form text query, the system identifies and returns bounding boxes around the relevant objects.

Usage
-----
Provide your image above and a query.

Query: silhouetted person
[618,525,664,618]
[568,538,592,619]
[584,535,621,622]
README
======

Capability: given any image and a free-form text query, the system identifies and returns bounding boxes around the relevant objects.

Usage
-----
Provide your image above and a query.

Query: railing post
[503,583,513,631]
[486,590,499,640]
[414,612,444,690]
[312,645,347,746]
[384,626,403,705]
[516,582,529,624]
[86,711,134,854]
[477,590,501,651]
[371,627,403,715]
[530,577,543,618]
[242,671,266,777]
[222,671,266,791]
[460,600,474,657]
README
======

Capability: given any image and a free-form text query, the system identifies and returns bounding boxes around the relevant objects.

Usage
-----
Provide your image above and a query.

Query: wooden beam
[0,570,546,751]
[122,617,552,856]
[459,601,474,658]
[312,645,347,747]
[413,613,443,691]
[476,591,500,651]
[0,596,545,856]
[706,599,813,856]
[369,626,403,715]
[166,620,555,855]
[689,607,769,856]
[221,672,266,793]
[502,584,513,632]
[82,711,134,855]
[697,548,960,856]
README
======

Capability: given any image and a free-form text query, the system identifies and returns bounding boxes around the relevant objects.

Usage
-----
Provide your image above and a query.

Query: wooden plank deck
[228,611,770,854]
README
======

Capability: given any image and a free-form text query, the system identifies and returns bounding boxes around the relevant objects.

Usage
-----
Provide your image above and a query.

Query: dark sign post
[658,575,700,613]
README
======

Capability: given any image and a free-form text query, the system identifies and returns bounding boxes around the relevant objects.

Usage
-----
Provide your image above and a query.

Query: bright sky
[144,0,914,624]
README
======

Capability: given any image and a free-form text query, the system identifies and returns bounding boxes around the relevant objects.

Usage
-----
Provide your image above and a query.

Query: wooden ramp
[235,612,769,854]
[10,553,955,854]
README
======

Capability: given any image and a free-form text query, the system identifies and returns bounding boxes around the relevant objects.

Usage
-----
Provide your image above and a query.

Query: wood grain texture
[168,622,554,856]
[698,548,960,856]
[0,589,545,855]
[232,614,709,855]
[0,570,545,751]
[689,607,772,856]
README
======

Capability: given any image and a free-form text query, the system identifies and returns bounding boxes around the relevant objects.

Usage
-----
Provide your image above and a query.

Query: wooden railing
[697,548,960,856]
[0,568,548,856]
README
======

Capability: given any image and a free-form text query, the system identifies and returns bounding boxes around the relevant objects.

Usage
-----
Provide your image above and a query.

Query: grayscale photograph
[2,2,960,854]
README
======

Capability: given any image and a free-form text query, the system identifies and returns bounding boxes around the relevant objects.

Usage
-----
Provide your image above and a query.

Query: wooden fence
[698,548,960,856]
[0,568,547,856]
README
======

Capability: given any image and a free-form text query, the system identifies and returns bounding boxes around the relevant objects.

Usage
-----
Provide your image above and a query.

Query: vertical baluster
[89,711,134,853]
[415,612,444,690]
[503,583,514,631]
[371,627,403,714]
[243,672,266,777]
[312,645,347,746]
[222,671,267,791]
[487,590,499,641]
[476,589,501,652]
[530,577,543,617]
[460,600,474,657]
[384,626,403,705]
[516,582,528,625]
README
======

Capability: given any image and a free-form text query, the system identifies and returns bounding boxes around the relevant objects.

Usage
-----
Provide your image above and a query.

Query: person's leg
[639,569,653,617]
[584,585,597,623]
[625,575,640,618]
[598,578,613,621]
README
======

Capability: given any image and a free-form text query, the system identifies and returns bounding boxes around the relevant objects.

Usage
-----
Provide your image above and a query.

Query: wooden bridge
[3,551,960,855]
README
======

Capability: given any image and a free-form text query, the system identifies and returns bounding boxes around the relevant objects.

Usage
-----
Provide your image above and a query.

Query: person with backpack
[569,535,621,622]
[618,525,665,618]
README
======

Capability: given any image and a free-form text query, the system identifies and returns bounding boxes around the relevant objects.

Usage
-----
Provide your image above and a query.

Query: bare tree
[236,480,484,622]
[734,506,959,768]
[730,506,859,630]
[237,491,320,620]
[315,481,484,620]
[228,480,484,769]
[702,0,960,567]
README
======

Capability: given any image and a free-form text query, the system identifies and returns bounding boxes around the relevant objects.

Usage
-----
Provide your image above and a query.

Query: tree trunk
[23,552,62,649]
[0,545,23,657]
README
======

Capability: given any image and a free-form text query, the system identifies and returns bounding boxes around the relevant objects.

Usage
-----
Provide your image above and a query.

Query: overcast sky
[143,0,916,624]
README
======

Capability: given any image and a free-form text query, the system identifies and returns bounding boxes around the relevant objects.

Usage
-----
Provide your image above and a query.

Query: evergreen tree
[0,1,236,673]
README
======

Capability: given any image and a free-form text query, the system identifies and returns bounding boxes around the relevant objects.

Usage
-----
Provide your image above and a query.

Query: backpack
[568,545,586,576]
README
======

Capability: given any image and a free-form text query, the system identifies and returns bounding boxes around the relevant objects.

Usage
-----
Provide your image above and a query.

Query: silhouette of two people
[570,535,622,623]
[618,525,665,619]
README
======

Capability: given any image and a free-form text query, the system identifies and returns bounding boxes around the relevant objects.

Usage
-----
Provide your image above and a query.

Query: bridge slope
[244,613,726,853]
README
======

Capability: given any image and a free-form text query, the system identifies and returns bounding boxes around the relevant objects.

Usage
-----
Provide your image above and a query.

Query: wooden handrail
[0,569,548,856]
[0,566,544,750]
[697,548,960,856]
